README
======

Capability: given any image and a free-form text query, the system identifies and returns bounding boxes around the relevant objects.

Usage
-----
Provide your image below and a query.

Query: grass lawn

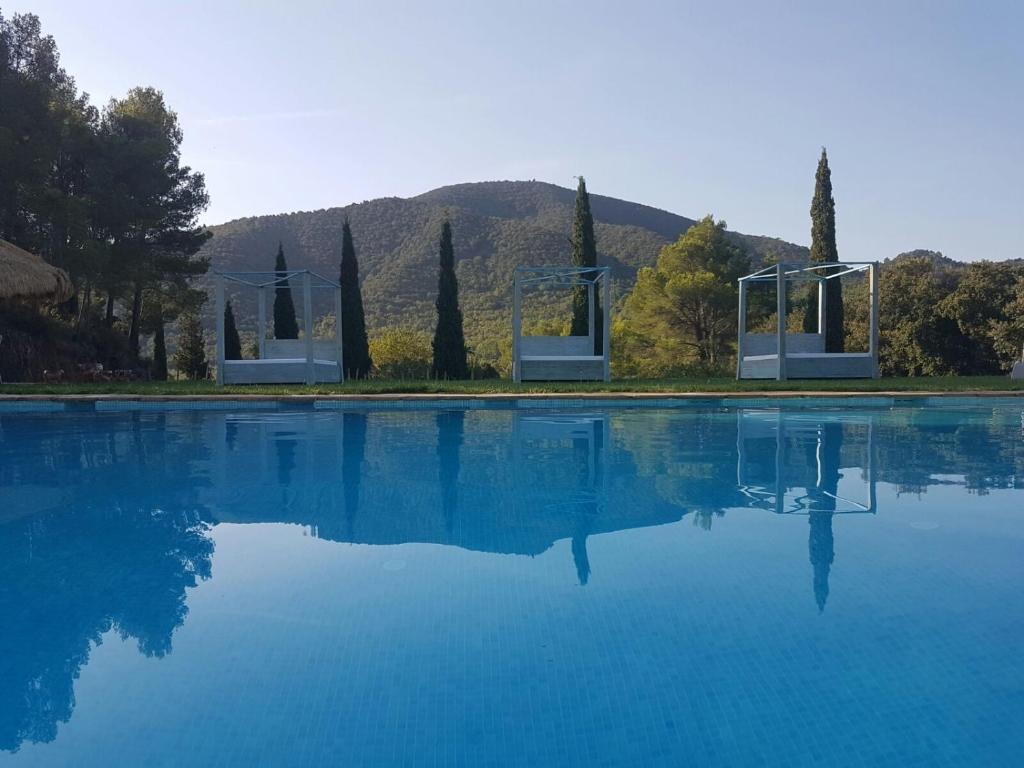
[1,376,1022,396]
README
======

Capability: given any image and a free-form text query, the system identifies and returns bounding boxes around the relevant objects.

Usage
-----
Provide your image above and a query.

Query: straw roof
[0,239,74,302]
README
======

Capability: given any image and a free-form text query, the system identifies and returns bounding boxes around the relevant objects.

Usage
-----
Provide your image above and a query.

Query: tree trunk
[128,282,144,356]
[105,293,115,326]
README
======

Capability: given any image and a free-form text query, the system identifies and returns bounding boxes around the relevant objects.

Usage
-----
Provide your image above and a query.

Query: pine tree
[224,300,243,360]
[430,218,468,379]
[151,318,168,381]
[174,313,208,380]
[339,218,372,378]
[272,242,299,339]
[803,149,844,351]
[569,176,602,353]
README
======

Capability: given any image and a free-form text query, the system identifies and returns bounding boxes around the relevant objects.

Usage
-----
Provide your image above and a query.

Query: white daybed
[737,261,879,380]
[215,270,344,385]
[512,266,611,382]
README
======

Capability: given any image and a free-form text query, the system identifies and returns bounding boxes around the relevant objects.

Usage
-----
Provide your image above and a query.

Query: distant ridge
[199,180,809,349]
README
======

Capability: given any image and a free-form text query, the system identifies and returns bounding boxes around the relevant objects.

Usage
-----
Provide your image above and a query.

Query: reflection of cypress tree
[276,433,297,487]
[808,512,834,612]
[437,410,464,533]
[571,534,591,586]
[342,413,368,537]
[570,418,603,585]
[807,422,842,612]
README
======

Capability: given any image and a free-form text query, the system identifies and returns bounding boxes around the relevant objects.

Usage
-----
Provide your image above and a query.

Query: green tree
[937,261,1024,373]
[877,258,968,375]
[370,327,433,379]
[96,87,210,354]
[224,300,242,360]
[990,276,1024,369]
[272,243,299,339]
[802,148,844,351]
[569,176,602,352]
[430,218,468,379]
[173,313,207,380]
[339,218,372,378]
[617,216,750,373]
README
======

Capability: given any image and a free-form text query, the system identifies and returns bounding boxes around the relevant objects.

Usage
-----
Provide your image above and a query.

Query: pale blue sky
[17,0,1024,261]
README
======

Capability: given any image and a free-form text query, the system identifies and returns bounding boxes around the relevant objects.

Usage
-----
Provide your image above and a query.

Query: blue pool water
[0,400,1022,766]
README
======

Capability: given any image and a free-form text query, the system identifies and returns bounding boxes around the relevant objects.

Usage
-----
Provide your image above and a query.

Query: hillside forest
[2,11,1023,383]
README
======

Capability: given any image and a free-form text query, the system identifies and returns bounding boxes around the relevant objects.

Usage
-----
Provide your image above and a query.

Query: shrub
[370,327,432,379]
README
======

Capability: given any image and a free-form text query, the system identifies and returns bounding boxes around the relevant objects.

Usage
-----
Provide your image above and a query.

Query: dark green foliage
[874,256,1024,375]
[152,320,168,380]
[617,216,751,373]
[431,219,468,379]
[272,243,299,340]
[339,219,372,378]
[173,314,207,380]
[570,177,601,351]
[802,149,844,351]
[0,11,210,380]
[223,300,242,360]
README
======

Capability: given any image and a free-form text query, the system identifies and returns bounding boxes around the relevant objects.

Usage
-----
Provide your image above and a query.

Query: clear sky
[16,0,1024,261]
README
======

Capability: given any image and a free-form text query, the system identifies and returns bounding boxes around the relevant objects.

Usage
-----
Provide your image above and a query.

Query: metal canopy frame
[512,266,611,382]
[214,269,344,386]
[736,261,880,381]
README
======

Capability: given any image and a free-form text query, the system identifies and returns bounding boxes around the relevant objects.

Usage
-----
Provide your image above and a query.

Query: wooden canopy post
[736,278,747,379]
[587,279,595,352]
[334,283,344,382]
[257,286,267,360]
[602,270,611,382]
[817,276,827,336]
[776,264,787,381]
[215,274,226,385]
[868,261,880,379]
[303,271,314,385]
[512,271,522,383]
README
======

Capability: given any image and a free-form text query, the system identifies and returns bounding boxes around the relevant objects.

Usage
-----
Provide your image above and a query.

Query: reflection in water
[0,413,214,754]
[1,403,1022,753]
[437,411,464,533]
[342,413,367,538]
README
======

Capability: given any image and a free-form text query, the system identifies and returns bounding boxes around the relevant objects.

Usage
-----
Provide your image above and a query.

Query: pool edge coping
[1,390,1022,403]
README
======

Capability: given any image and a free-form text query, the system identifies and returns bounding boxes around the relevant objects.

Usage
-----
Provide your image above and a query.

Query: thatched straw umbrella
[0,238,73,303]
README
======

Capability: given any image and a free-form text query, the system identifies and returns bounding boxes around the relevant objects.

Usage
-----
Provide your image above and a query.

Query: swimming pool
[1,399,1021,766]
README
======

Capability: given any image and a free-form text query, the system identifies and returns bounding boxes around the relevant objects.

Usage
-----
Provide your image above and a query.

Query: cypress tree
[272,242,299,340]
[339,218,373,378]
[430,218,468,379]
[569,176,602,353]
[174,313,208,380]
[224,300,243,360]
[151,318,168,381]
[803,148,844,351]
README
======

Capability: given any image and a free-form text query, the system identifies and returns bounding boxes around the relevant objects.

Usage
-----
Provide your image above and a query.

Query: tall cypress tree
[569,176,602,353]
[174,313,208,380]
[339,218,372,378]
[802,149,844,351]
[224,300,243,360]
[272,242,299,340]
[430,218,468,379]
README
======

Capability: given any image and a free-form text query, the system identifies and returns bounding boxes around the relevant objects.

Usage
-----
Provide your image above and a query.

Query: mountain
[199,180,809,360]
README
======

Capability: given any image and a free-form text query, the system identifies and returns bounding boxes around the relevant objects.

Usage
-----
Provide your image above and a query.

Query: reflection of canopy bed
[512,266,610,382]
[735,409,877,515]
[737,262,879,380]
[214,270,343,385]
